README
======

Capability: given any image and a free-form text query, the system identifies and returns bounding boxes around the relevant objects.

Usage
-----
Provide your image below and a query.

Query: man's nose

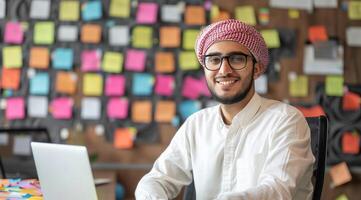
[218,58,233,75]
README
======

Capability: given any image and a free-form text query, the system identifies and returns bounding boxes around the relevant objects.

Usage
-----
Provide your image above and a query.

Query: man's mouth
[216,80,238,85]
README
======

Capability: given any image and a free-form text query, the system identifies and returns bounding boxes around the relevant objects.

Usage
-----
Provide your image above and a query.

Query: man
[135,19,315,199]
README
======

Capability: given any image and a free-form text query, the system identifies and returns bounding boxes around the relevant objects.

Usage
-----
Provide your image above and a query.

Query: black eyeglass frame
[202,52,257,71]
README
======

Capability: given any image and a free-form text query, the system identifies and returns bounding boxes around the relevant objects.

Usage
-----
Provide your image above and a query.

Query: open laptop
[31,142,98,200]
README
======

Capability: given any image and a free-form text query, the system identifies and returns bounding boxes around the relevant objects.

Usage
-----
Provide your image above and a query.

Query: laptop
[31,142,98,200]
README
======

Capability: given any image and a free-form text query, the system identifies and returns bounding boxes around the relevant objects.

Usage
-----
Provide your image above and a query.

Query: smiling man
[135,19,315,200]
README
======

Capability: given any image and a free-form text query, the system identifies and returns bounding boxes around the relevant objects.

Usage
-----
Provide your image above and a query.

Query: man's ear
[253,63,263,79]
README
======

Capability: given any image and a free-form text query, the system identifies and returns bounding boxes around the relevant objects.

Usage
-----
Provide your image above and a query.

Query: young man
[135,19,315,199]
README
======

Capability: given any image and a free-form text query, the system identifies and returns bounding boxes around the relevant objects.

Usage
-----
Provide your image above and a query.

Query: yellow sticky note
[59,1,80,21]
[326,75,344,96]
[179,51,199,71]
[132,26,153,49]
[336,194,349,200]
[183,29,200,50]
[102,52,123,73]
[235,6,257,25]
[211,5,220,21]
[348,1,361,20]
[83,73,103,96]
[288,9,300,19]
[34,22,54,45]
[261,29,280,48]
[3,46,22,68]
[289,75,308,97]
[110,0,130,18]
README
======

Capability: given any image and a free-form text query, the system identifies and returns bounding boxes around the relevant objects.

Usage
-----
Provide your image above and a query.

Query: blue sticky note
[132,73,154,96]
[82,1,102,21]
[179,100,201,120]
[30,73,50,95]
[52,48,73,70]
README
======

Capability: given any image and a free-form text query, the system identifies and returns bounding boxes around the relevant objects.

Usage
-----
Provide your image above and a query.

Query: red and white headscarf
[195,19,269,74]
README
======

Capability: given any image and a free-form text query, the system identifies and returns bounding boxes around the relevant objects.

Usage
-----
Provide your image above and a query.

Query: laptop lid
[31,142,98,200]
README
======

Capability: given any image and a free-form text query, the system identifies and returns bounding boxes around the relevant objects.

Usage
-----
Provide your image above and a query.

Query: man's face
[203,41,259,105]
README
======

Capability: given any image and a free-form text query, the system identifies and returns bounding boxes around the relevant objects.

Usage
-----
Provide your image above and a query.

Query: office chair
[183,116,328,200]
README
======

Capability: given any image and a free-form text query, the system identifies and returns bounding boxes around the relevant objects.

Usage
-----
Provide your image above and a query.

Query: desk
[93,170,116,200]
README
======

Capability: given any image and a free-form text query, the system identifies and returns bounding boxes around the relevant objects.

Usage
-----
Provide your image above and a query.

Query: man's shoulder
[260,97,303,118]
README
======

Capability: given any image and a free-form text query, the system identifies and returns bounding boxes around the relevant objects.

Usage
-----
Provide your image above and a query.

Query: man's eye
[207,57,221,64]
[229,55,246,63]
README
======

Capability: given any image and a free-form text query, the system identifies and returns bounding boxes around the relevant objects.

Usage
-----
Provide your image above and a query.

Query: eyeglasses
[203,53,256,71]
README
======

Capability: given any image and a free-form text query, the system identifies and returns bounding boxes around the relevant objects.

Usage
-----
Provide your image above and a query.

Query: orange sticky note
[342,92,361,111]
[308,25,328,43]
[159,26,180,48]
[55,71,77,94]
[113,128,136,149]
[296,105,326,117]
[184,5,206,25]
[81,24,102,43]
[131,100,152,123]
[329,162,352,187]
[155,101,176,123]
[212,10,230,23]
[342,131,360,154]
[155,51,175,73]
[1,68,21,90]
[29,47,50,69]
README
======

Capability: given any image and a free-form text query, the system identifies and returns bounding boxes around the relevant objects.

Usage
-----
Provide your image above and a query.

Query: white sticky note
[109,26,129,46]
[0,134,9,145]
[28,96,48,118]
[270,0,313,11]
[57,25,78,42]
[161,5,182,22]
[314,0,337,8]
[346,27,361,47]
[81,97,101,120]
[0,0,5,19]
[255,75,268,94]
[30,0,51,19]
[13,135,32,156]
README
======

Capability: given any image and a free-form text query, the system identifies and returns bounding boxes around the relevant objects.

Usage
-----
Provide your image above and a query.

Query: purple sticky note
[136,2,158,24]
[105,75,126,96]
[81,50,101,71]
[182,76,202,99]
[155,75,174,96]
[125,49,146,72]
[107,98,129,119]
[4,22,24,44]
[6,97,25,120]
[51,97,73,119]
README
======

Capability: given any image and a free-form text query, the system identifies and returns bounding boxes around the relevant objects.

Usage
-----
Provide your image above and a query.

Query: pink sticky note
[107,98,129,119]
[81,50,101,71]
[182,76,202,99]
[125,49,146,72]
[105,75,126,96]
[4,22,24,44]
[199,76,211,97]
[6,97,25,120]
[136,2,158,24]
[51,97,73,119]
[155,75,174,96]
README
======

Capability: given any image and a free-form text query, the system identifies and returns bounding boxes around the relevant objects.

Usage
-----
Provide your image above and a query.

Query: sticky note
[161,4,182,23]
[184,5,206,25]
[114,127,136,149]
[342,92,361,111]
[136,2,158,24]
[81,24,102,43]
[30,73,49,95]
[1,68,21,90]
[212,10,231,23]
[3,46,22,68]
[81,49,101,71]
[346,27,361,47]
[308,25,328,43]
[155,51,175,73]
[326,75,344,96]
[57,25,78,42]
[289,75,308,97]
[107,98,129,119]
[336,194,349,200]
[33,22,54,44]
[125,49,146,72]
[329,162,352,187]
[261,29,281,48]
[183,29,199,50]
[132,73,154,96]
[155,100,176,123]
[296,105,326,117]
[6,97,25,120]
[29,47,49,69]
[288,9,300,19]
[179,100,201,120]
[13,135,31,156]
[55,71,77,94]
[255,74,268,94]
[81,97,101,119]
[50,97,73,119]
[4,22,24,44]
[155,75,174,96]
[342,131,360,154]
[0,0,5,18]
[28,96,48,118]
[199,76,211,97]
[83,73,103,96]
[82,0,102,21]
[30,0,50,19]
[59,1,79,21]
[105,75,126,96]
[102,51,123,73]
[348,1,361,20]
[235,6,256,25]
[109,0,130,18]
[132,26,153,49]
[159,26,180,48]
[182,76,202,99]
[109,26,129,46]
[52,48,74,70]
[131,100,152,123]
[179,51,199,71]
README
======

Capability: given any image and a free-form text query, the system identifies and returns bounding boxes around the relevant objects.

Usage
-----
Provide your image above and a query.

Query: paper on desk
[81,50,101,71]
[30,73,50,95]
[50,97,73,119]
[13,135,32,156]
[155,100,176,123]
[6,97,25,120]
[303,45,343,75]
[132,73,154,96]
[59,1,79,21]
[81,97,101,119]
[107,98,128,119]
[0,134,9,145]
[28,96,48,118]
[109,0,130,18]
[132,26,153,49]
[235,6,256,25]
[160,26,180,48]
[30,0,50,19]
[125,49,146,72]
[30,47,49,69]
[33,22,54,45]
[3,46,22,68]
[183,29,199,50]
[329,162,352,187]
[136,2,158,24]
[155,75,175,96]
[346,27,361,47]
[270,0,313,11]
[105,75,126,96]
[1,68,21,90]
[4,22,24,44]
[326,75,344,96]
[179,51,199,71]
[342,92,360,111]
[131,101,152,123]
[102,51,123,73]
[155,52,175,73]
[342,131,360,154]
[83,73,103,96]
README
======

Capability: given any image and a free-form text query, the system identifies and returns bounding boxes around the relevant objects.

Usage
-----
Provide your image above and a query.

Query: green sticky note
[179,51,199,71]
[83,73,103,96]
[261,29,280,48]
[183,29,200,50]
[132,26,153,49]
[348,1,361,20]
[110,0,130,18]
[336,194,349,200]
[289,75,308,97]
[59,1,80,21]
[235,6,256,25]
[3,46,22,68]
[34,22,54,45]
[326,75,344,96]
[102,52,123,73]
